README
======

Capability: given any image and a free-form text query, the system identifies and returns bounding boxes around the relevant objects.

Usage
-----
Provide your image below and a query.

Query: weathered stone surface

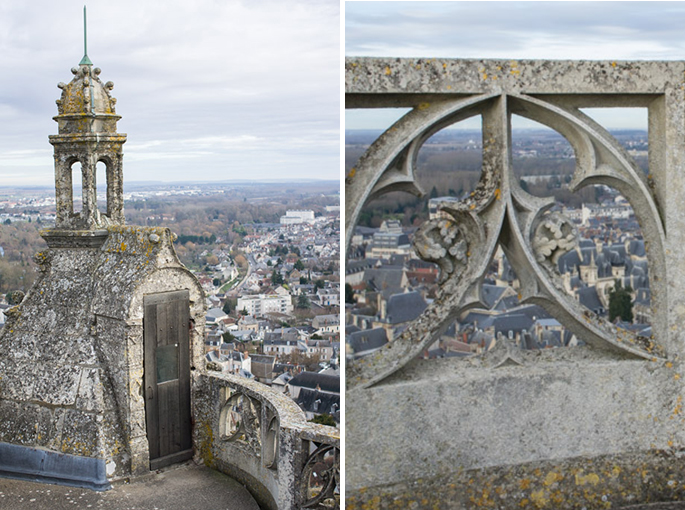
[346,56,685,507]
[194,372,339,510]
[32,365,81,406]
[0,225,205,481]
[0,401,57,447]
[59,409,100,457]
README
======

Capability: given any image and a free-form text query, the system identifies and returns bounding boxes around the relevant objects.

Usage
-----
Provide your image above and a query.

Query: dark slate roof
[385,291,427,325]
[460,311,493,327]
[296,387,340,421]
[494,295,521,312]
[577,287,604,314]
[628,239,646,257]
[557,249,582,274]
[389,254,410,266]
[492,314,534,336]
[346,324,361,334]
[345,258,377,275]
[365,268,405,293]
[481,285,508,309]
[347,328,388,354]
[288,372,340,394]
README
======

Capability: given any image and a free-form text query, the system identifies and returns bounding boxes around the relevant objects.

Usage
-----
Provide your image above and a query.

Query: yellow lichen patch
[384,66,392,76]
[575,472,600,486]
[544,471,562,486]
[361,495,381,510]
[519,499,529,507]
[494,188,501,200]
[612,61,617,67]
[482,73,488,80]
[530,489,548,507]
[417,102,431,110]
[519,478,531,490]
[443,63,447,69]
[666,361,673,368]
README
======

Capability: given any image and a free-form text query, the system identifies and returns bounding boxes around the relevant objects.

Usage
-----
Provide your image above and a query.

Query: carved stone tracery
[346,65,668,389]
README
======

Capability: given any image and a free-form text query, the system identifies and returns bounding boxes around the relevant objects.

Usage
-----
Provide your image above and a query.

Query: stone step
[0,461,260,510]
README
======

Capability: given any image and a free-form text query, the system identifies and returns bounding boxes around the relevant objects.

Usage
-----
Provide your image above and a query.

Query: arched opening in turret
[96,161,107,215]
[71,161,83,214]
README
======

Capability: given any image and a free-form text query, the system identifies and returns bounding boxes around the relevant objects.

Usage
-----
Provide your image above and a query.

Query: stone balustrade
[346,57,685,508]
[194,371,339,510]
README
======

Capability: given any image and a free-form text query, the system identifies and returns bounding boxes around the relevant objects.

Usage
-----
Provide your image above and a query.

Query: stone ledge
[40,229,109,248]
[346,450,685,510]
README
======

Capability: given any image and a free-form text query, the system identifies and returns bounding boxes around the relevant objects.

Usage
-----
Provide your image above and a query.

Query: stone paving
[0,461,260,510]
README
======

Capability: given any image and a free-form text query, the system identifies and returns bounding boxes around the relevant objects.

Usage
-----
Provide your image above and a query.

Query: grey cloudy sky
[0,0,339,186]
[346,1,685,130]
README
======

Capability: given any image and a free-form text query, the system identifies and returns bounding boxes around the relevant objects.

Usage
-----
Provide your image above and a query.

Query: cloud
[346,1,685,60]
[0,0,340,185]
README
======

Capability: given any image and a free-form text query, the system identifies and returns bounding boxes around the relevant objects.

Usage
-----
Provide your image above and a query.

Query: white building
[237,293,293,316]
[280,210,315,225]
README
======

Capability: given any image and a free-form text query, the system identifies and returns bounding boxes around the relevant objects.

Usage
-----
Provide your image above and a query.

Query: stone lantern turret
[49,50,126,230]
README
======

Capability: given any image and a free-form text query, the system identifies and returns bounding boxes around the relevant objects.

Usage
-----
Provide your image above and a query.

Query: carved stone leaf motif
[346,91,667,390]
[413,218,468,283]
[532,212,578,265]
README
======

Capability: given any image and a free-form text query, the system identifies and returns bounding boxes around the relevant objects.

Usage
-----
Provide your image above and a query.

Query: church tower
[49,15,125,230]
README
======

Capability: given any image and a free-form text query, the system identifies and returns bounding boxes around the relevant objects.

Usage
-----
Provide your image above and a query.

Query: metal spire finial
[79,6,93,66]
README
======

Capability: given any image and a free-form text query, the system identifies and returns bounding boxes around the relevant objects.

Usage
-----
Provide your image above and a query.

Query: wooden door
[144,290,192,470]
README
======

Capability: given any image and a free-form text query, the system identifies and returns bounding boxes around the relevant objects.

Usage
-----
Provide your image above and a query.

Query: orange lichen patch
[519,478,531,490]
[494,188,502,200]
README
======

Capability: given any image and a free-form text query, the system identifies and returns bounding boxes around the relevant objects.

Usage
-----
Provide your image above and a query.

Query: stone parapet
[346,56,685,507]
[194,372,339,510]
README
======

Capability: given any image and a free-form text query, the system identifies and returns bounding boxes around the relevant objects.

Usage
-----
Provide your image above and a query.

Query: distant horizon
[0,178,341,190]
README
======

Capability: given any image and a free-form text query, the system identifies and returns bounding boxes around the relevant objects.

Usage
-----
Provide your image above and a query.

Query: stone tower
[50,50,126,230]
[0,39,205,489]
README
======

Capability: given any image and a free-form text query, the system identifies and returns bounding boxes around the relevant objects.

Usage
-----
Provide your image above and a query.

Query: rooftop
[0,461,259,510]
